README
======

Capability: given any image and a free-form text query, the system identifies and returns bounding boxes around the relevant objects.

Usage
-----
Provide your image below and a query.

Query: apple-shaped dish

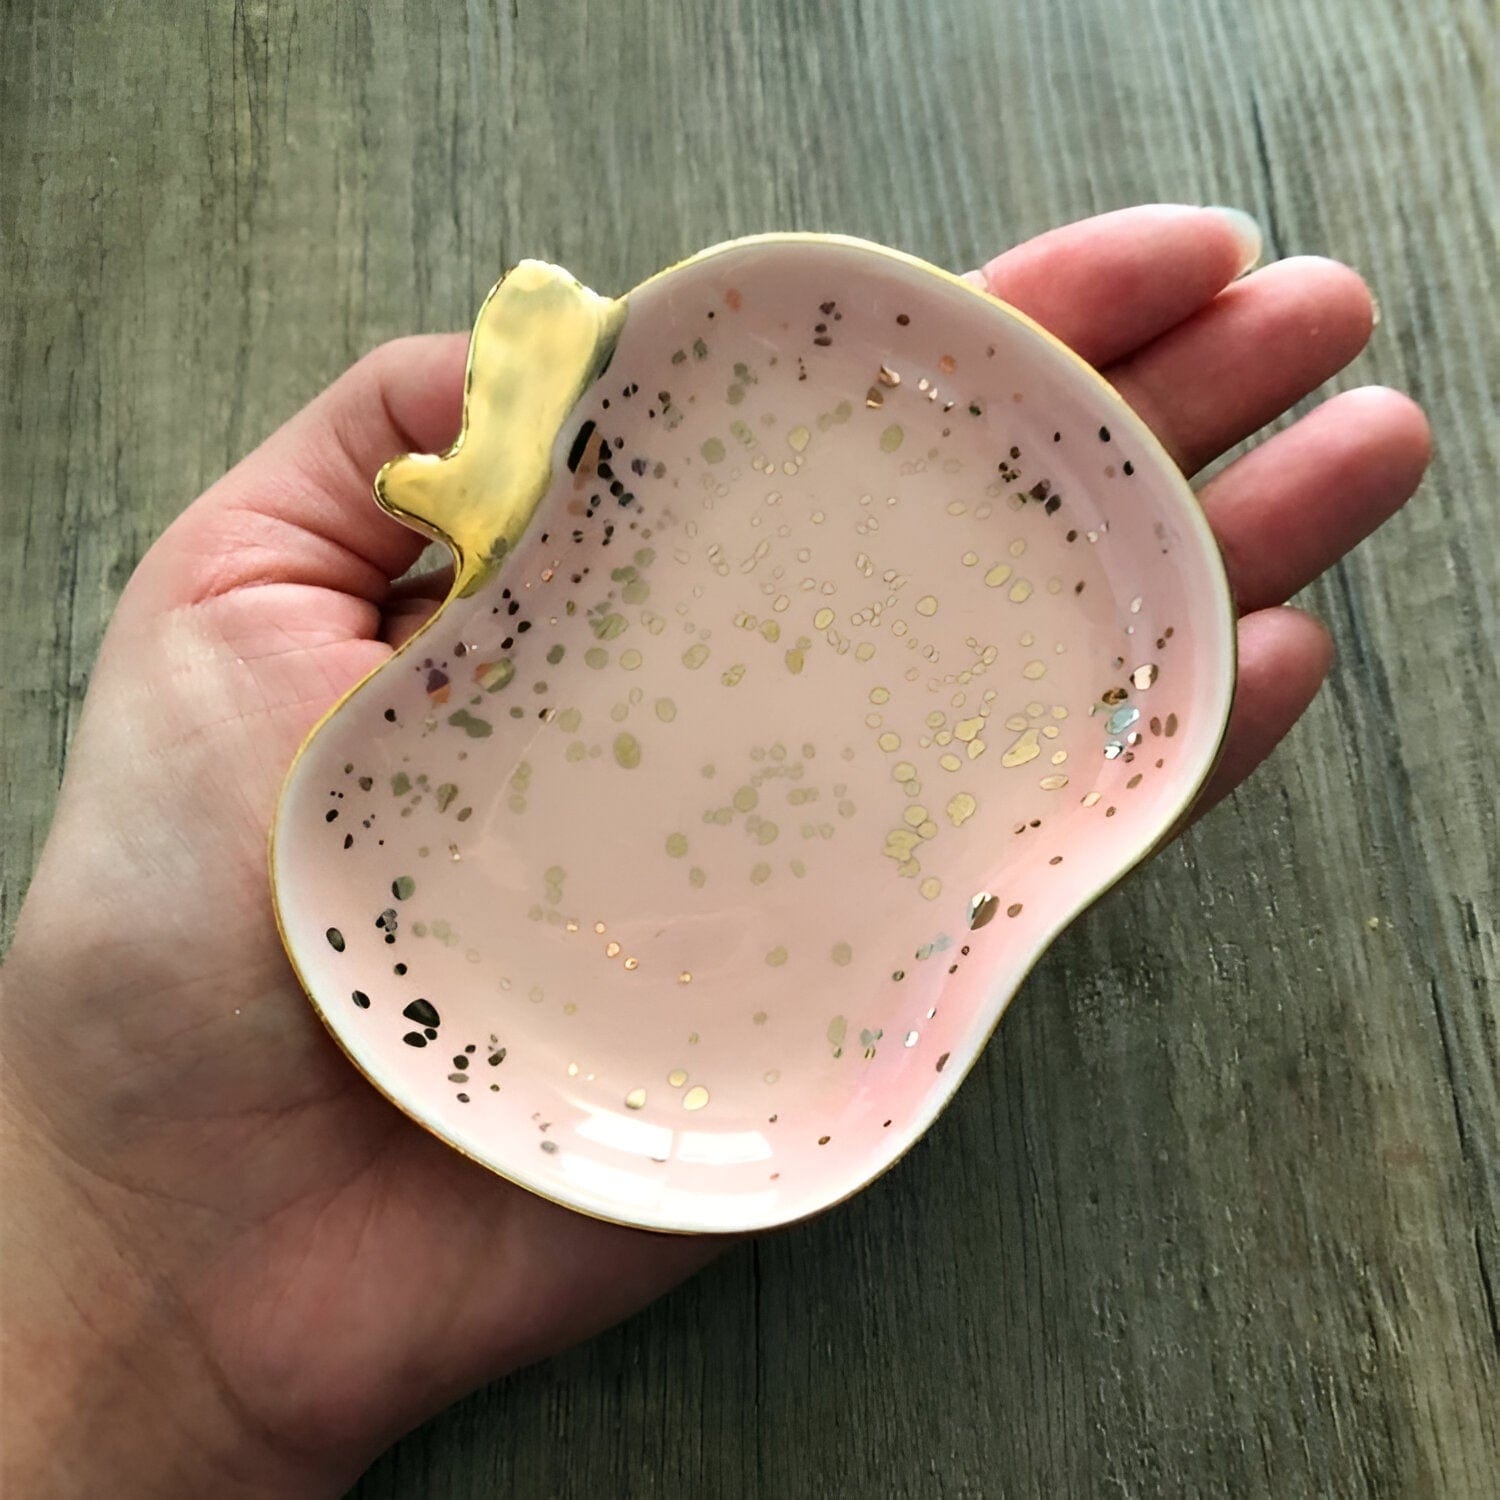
[272,234,1234,1233]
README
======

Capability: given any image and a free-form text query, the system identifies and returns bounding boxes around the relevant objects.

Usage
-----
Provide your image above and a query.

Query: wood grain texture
[3,0,1495,1493]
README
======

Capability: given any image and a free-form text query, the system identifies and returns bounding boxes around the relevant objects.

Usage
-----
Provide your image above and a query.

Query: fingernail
[1205,206,1263,277]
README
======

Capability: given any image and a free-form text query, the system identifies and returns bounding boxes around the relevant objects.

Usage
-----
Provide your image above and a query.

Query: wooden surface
[4,1,1496,1493]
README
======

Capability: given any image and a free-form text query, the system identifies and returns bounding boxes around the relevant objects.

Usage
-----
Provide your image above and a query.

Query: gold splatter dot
[683,1085,710,1111]
[877,731,901,752]
[1082,791,1102,807]
[916,595,938,617]
[946,792,977,826]
[831,941,853,966]
[939,753,961,772]
[700,438,725,463]
[1022,660,1046,680]
[733,785,758,813]
[1132,663,1159,690]
[689,866,707,888]
[1040,774,1069,790]
[869,686,890,704]
[584,646,609,669]
[1002,728,1042,767]
[788,424,811,452]
[668,1068,688,1087]
[968,892,1000,929]
[625,1087,647,1109]
[1009,579,1033,603]
[613,732,641,769]
[666,832,688,858]
[750,861,771,884]
[880,424,904,452]
[677,972,692,985]
[920,877,942,900]
[984,563,1013,588]
[766,945,788,966]
[813,606,835,630]
[619,649,643,670]
[623,957,638,971]
[877,364,901,386]
[954,716,984,742]
[755,821,779,845]
[605,940,621,958]
[682,643,710,669]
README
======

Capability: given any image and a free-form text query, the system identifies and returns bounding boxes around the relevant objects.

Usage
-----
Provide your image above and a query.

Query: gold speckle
[877,364,901,387]
[877,731,901,752]
[1022,660,1046,680]
[1009,579,1033,603]
[968,892,1000,929]
[655,697,677,722]
[688,866,707,888]
[869,686,891,705]
[677,972,692,985]
[919,877,942,900]
[666,832,688,858]
[1132,663,1159,690]
[831,941,853,966]
[584,646,609,669]
[619,648,643,671]
[1001,728,1042,767]
[880,424,904,452]
[594,921,607,933]
[916,595,938,617]
[613,732,641,769]
[625,1087,647,1109]
[682,643,710,669]
[668,1068,689,1087]
[683,1085,710,1111]
[954,716,984,742]
[939,753,961,772]
[733,785,758,813]
[700,437,725,463]
[1039,774,1069,790]
[766,945,788,966]
[936,1052,950,1073]
[946,792,977,826]
[938,352,956,374]
[605,940,621,958]
[623,957,638,971]
[1082,791,1102,807]
[813,606,835,630]
[984,562,1012,588]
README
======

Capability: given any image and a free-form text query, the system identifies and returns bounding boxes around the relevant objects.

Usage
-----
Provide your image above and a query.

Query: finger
[148,334,469,608]
[963,204,1262,367]
[1193,607,1334,816]
[1108,257,1374,474]
[1203,387,1431,612]
[382,595,445,650]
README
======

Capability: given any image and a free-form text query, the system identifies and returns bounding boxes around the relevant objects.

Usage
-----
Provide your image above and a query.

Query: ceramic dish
[272,234,1235,1233]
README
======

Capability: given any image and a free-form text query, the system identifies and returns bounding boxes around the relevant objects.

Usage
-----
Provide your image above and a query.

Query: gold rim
[269,231,1238,1236]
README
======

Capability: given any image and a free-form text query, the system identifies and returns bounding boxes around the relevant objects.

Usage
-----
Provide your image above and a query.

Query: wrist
[0,1093,337,1499]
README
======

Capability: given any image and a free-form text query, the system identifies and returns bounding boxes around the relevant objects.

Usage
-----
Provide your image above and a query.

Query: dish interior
[274,239,1232,1231]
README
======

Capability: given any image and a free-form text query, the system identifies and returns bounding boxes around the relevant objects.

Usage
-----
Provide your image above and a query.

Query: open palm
[2,208,1429,1495]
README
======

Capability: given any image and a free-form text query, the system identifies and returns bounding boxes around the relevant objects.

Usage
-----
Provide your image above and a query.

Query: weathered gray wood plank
[3,0,1495,1493]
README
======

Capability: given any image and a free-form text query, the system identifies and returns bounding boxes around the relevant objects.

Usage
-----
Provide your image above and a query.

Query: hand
[1,207,1430,1496]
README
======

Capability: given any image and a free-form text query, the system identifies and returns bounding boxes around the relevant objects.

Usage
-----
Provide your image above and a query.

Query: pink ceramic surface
[272,235,1234,1233]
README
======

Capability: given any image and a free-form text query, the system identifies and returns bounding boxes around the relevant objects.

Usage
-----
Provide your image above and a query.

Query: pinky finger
[1193,607,1335,817]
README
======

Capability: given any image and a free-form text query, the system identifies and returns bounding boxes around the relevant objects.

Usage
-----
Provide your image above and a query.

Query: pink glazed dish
[271,234,1235,1234]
